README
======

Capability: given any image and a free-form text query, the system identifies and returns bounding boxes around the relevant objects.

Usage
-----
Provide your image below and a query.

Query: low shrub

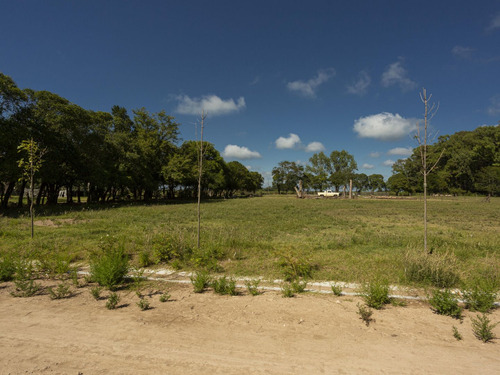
[38,252,72,279]
[159,292,171,302]
[471,314,498,343]
[331,284,343,296]
[428,289,462,319]
[278,251,314,282]
[0,254,16,282]
[360,279,391,310]
[404,250,460,288]
[106,292,120,309]
[190,270,211,293]
[281,283,294,298]
[90,285,103,300]
[90,244,129,290]
[245,279,261,296]
[137,297,150,311]
[357,303,374,326]
[11,259,40,298]
[48,283,72,299]
[138,251,153,268]
[212,276,237,296]
[461,278,498,313]
[191,244,225,272]
[291,280,307,293]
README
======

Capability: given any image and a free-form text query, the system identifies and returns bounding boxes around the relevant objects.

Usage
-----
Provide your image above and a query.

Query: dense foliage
[0,73,263,207]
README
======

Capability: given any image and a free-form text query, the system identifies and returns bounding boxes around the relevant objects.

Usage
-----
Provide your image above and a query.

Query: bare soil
[1,280,499,375]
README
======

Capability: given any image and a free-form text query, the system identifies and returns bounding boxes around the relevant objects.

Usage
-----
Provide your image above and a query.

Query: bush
[291,280,307,293]
[48,283,72,299]
[138,251,152,268]
[191,245,225,272]
[106,292,120,309]
[281,283,294,298]
[11,258,40,297]
[152,233,193,265]
[404,250,460,288]
[159,292,171,302]
[331,284,343,296]
[278,251,314,282]
[190,270,211,293]
[137,297,150,311]
[90,285,103,300]
[38,252,72,279]
[212,276,237,296]
[90,245,129,290]
[461,279,498,313]
[360,279,391,310]
[428,289,462,319]
[471,314,498,343]
[245,279,261,296]
[357,303,374,326]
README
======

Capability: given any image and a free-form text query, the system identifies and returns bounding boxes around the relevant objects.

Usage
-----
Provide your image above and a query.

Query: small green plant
[130,267,146,293]
[461,279,498,313]
[452,326,462,341]
[11,259,40,297]
[90,245,129,290]
[159,292,171,302]
[278,251,313,282]
[69,268,81,287]
[106,292,120,309]
[391,299,407,307]
[212,276,237,296]
[138,251,152,268]
[137,297,150,311]
[48,283,72,299]
[281,283,295,298]
[471,314,498,343]
[291,280,307,293]
[428,289,462,319]
[404,250,460,288]
[245,279,261,296]
[0,254,17,282]
[38,253,72,279]
[90,285,103,300]
[357,303,374,326]
[360,279,391,310]
[190,270,211,293]
[331,284,343,296]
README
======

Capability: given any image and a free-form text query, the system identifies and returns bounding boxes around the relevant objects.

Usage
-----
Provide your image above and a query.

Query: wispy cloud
[223,145,261,160]
[487,95,500,116]
[387,147,413,156]
[362,163,374,169]
[487,12,500,31]
[353,112,417,141]
[305,141,325,152]
[287,68,335,98]
[176,94,246,116]
[275,133,301,149]
[381,59,417,92]
[452,45,474,59]
[347,71,371,95]
[383,159,395,166]
[369,152,381,158]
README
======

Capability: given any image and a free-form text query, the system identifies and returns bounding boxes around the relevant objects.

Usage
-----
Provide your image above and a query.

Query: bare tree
[197,111,206,249]
[414,88,444,254]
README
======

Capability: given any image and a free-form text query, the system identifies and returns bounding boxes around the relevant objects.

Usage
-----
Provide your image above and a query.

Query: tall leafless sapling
[197,111,207,249]
[414,88,444,254]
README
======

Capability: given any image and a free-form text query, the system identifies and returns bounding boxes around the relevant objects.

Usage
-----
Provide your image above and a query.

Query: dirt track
[1,281,499,374]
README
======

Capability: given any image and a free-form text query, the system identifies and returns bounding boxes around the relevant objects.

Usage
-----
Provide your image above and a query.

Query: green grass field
[1,195,498,287]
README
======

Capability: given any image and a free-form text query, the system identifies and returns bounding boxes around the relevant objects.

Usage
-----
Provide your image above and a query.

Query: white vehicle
[317,190,340,197]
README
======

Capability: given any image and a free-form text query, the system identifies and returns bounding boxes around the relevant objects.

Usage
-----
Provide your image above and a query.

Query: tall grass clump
[212,276,237,296]
[404,250,460,288]
[360,279,391,309]
[0,253,17,282]
[190,270,211,293]
[461,278,498,313]
[471,314,498,343]
[89,244,129,290]
[11,258,40,297]
[277,250,314,282]
[428,289,462,319]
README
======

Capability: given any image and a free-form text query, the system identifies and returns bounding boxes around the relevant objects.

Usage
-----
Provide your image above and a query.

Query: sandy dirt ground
[1,279,499,375]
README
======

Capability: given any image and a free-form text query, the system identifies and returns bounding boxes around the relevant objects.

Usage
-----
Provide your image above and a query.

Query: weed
[90,285,103,300]
[291,280,307,293]
[452,326,463,341]
[69,268,80,287]
[11,259,40,297]
[245,279,261,296]
[390,299,408,307]
[281,283,295,298]
[404,250,460,288]
[90,244,129,290]
[212,276,237,296]
[461,279,498,313]
[360,279,391,310]
[0,254,16,282]
[190,270,211,293]
[357,303,374,326]
[138,251,153,268]
[278,251,313,282]
[471,314,498,343]
[106,292,120,309]
[137,297,150,311]
[159,292,171,302]
[130,267,146,293]
[38,253,72,279]
[428,289,462,319]
[331,284,343,296]
[191,245,225,272]
[48,283,72,299]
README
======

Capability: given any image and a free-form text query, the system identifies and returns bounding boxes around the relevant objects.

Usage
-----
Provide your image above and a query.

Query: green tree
[306,152,332,191]
[329,150,358,193]
[367,174,386,193]
[272,161,304,194]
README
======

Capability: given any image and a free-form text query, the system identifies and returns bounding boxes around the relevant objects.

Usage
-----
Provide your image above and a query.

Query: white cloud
[347,71,371,95]
[362,163,374,169]
[387,147,413,156]
[452,45,474,59]
[381,60,417,91]
[176,94,246,116]
[287,68,335,98]
[487,95,500,116]
[487,12,500,31]
[369,152,381,158]
[223,145,261,160]
[305,141,325,152]
[353,112,417,141]
[383,159,395,166]
[275,133,301,149]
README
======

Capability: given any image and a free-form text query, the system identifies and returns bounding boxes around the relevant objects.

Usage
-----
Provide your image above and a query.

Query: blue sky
[1,1,499,186]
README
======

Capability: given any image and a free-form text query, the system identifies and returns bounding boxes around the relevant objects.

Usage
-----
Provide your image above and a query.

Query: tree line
[0,73,263,208]
[272,126,499,196]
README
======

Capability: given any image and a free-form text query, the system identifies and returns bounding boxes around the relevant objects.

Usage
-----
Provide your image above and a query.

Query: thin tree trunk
[197,111,205,249]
